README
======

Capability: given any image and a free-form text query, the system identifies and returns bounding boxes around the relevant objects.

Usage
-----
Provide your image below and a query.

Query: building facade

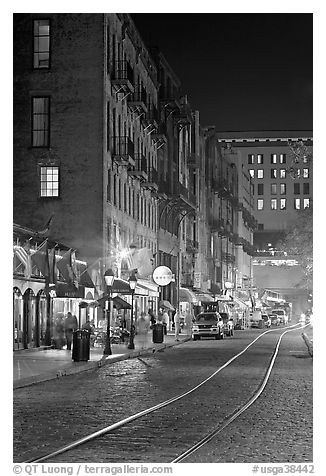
[217,131,313,312]
[14,13,260,339]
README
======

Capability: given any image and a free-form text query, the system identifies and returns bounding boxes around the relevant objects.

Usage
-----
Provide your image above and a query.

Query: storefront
[13,279,47,350]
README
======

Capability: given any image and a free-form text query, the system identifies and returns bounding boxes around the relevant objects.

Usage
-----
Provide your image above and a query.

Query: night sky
[131,13,313,132]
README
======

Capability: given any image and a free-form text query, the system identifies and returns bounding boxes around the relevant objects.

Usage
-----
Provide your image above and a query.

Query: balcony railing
[128,89,148,113]
[186,239,199,253]
[112,136,134,166]
[222,252,236,264]
[188,152,200,168]
[128,153,147,180]
[111,60,134,92]
[142,167,159,192]
[157,178,171,197]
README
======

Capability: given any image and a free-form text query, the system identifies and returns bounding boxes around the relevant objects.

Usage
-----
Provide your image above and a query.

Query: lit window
[257,169,264,179]
[303,198,310,209]
[257,154,264,164]
[271,184,277,195]
[303,168,309,178]
[294,198,301,209]
[40,166,59,197]
[249,169,254,178]
[280,169,286,178]
[297,169,301,177]
[32,97,50,147]
[279,154,286,164]
[303,183,310,195]
[271,169,277,178]
[280,198,286,210]
[271,154,277,164]
[294,183,300,195]
[248,154,254,164]
[257,184,264,195]
[280,183,286,195]
[257,199,264,210]
[271,199,277,210]
[33,19,50,69]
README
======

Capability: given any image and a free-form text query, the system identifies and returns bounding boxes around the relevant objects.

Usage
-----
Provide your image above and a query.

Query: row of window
[256,183,310,195]
[257,198,310,210]
[248,153,287,165]
[108,174,157,230]
[249,168,310,179]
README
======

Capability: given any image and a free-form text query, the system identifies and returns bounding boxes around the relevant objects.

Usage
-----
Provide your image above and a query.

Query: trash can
[72,329,90,362]
[152,323,164,344]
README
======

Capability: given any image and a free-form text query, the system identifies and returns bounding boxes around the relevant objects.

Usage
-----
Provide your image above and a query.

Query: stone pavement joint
[13,333,191,390]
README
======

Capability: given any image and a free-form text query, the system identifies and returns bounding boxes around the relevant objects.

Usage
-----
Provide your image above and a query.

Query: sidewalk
[13,331,191,389]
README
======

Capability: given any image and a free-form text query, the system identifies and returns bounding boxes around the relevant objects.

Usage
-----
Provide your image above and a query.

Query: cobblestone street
[13,327,312,464]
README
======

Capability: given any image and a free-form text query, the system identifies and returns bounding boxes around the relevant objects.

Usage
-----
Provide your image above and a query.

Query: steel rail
[25,323,304,463]
[171,324,308,462]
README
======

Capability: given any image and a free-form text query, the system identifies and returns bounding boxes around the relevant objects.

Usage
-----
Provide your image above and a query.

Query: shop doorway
[23,289,37,348]
[37,290,48,346]
[13,287,24,350]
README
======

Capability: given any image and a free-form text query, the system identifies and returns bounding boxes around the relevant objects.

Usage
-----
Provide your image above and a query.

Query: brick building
[13,13,256,336]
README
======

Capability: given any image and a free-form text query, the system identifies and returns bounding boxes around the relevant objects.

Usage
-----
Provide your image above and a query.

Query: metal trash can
[72,329,90,362]
[152,323,164,344]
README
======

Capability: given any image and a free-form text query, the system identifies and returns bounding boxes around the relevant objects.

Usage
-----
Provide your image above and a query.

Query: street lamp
[128,271,137,350]
[103,268,115,356]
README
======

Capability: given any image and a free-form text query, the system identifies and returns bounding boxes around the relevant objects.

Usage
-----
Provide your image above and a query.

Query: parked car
[192,311,225,340]
[272,309,288,325]
[250,310,264,328]
[262,314,271,328]
[219,313,234,337]
[270,313,281,326]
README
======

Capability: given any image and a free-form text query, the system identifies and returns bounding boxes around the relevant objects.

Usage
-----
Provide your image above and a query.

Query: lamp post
[103,268,115,356]
[128,271,137,350]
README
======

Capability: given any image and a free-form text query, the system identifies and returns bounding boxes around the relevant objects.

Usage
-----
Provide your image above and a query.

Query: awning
[194,292,214,303]
[136,279,159,297]
[159,300,175,311]
[179,287,198,303]
[97,295,132,310]
[233,297,250,309]
[55,283,85,298]
[110,278,133,294]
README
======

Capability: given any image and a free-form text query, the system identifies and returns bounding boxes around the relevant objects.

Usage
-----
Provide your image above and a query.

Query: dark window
[40,166,59,197]
[303,183,310,195]
[32,97,50,147]
[248,154,254,164]
[33,19,50,69]
[258,223,264,230]
[271,169,277,178]
[257,184,264,195]
[294,183,300,195]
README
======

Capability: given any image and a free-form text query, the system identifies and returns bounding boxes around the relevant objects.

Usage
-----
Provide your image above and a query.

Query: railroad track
[24,323,307,463]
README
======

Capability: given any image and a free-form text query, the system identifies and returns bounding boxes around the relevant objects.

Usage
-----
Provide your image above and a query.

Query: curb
[301,332,313,357]
[13,336,191,390]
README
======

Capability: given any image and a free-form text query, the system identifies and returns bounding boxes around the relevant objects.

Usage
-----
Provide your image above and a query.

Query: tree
[277,206,313,289]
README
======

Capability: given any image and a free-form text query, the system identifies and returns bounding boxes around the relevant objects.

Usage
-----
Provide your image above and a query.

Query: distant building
[217,131,313,250]
[217,131,313,311]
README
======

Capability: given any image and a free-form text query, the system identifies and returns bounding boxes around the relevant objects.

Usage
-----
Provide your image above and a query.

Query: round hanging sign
[152,266,173,286]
